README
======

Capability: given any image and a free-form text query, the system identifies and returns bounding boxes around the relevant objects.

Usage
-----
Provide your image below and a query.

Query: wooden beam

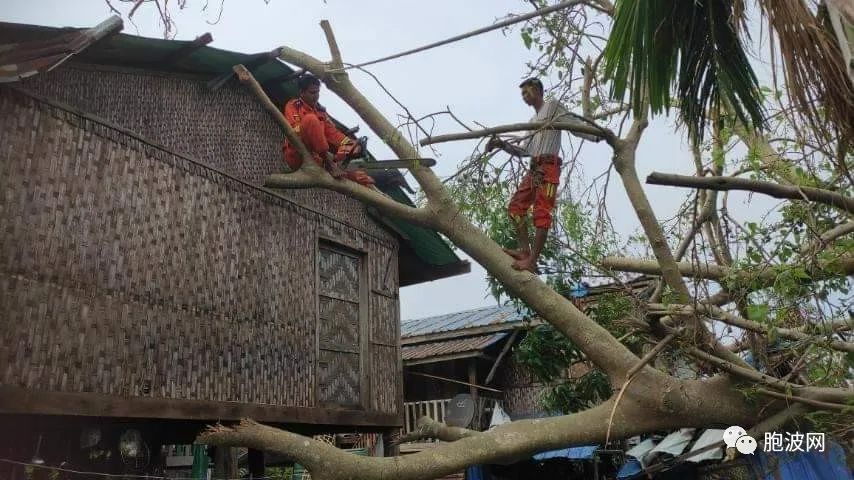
[0,386,401,427]
[485,329,520,384]
[162,32,213,64]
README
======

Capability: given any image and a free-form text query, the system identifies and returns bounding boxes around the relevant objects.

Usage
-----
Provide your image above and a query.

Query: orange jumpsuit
[282,98,374,186]
[508,155,561,229]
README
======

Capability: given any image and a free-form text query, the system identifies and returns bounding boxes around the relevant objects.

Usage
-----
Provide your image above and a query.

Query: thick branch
[233,64,312,163]
[199,398,744,480]
[419,120,614,147]
[390,416,480,445]
[649,303,854,354]
[611,120,747,367]
[647,172,854,213]
[604,254,854,286]
[264,172,435,226]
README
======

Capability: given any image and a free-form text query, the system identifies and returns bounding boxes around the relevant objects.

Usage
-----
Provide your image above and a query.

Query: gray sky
[4,1,770,321]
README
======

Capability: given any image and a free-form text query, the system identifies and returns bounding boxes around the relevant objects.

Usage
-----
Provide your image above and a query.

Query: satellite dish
[118,429,150,471]
[445,394,475,428]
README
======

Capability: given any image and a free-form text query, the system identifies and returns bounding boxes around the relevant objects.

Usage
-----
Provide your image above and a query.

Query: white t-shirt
[521,98,599,157]
[524,98,568,157]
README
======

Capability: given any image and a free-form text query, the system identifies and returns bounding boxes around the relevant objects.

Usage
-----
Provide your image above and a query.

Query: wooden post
[248,448,265,479]
[382,428,400,457]
[468,361,478,402]
[213,447,238,479]
[213,447,225,480]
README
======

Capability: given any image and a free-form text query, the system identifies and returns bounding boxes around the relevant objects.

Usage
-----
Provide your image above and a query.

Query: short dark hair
[297,74,321,92]
[518,77,544,94]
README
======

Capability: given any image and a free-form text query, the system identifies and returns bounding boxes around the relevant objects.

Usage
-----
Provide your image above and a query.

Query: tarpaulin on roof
[533,445,598,461]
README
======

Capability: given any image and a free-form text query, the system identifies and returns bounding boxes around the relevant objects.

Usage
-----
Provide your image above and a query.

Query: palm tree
[602,0,854,149]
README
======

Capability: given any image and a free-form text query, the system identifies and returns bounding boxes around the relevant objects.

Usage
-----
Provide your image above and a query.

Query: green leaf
[522,31,533,50]
[746,304,769,323]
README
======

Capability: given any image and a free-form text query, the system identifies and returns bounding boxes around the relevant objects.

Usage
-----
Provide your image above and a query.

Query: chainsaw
[339,131,436,170]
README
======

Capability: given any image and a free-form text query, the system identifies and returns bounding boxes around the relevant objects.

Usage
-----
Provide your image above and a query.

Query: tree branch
[198,400,732,480]
[689,347,854,405]
[800,220,854,255]
[233,64,312,164]
[649,303,854,353]
[757,388,852,412]
[603,254,854,286]
[389,416,480,445]
[647,172,854,213]
[263,172,436,226]
[419,120,615,148]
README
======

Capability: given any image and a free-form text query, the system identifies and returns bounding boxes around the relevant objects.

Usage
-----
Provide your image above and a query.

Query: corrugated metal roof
[401,305,525,338]
[402,333,507,361]
[401,277,657,339]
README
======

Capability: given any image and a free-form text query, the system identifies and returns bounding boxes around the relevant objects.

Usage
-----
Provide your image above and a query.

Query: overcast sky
[3,1,769,321]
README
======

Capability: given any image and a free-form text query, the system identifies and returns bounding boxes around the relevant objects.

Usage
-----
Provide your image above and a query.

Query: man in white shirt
[485,78,571,273]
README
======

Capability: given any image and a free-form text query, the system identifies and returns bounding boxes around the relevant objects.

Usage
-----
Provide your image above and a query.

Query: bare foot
[503,248,529,260]
[511,255,538,273]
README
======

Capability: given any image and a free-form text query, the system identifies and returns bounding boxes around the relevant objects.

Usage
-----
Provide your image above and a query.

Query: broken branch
[649,303,854,354]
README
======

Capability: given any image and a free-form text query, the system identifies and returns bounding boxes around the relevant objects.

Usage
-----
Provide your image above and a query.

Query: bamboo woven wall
[0,85,401,419]
[18,64,388,238]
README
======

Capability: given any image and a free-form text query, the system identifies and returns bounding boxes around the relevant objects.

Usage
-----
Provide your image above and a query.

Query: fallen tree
[195,7,854,477]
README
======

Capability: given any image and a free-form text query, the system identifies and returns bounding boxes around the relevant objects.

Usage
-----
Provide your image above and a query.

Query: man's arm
[322,113,350,149]
[486,136,529,157]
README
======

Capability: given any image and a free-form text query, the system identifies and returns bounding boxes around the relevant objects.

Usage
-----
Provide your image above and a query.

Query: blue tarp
[748,441,852,480]
[617,458,643,478]
[465,465,485,480]
[533,445,598,461]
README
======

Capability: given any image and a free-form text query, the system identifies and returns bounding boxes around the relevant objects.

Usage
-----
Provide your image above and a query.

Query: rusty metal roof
[402,332,508,362]
[401,305,525,339]
[0,16,122,83]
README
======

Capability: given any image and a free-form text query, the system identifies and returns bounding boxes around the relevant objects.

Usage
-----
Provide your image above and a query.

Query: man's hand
[485,136,505,153]
[324,153,346,179]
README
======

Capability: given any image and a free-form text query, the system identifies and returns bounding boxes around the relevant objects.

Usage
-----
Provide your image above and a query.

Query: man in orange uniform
[282,74,374,186]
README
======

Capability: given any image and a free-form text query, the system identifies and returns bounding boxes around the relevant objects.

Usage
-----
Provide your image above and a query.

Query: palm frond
[603,0,766,145]
[760,0,854,151]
